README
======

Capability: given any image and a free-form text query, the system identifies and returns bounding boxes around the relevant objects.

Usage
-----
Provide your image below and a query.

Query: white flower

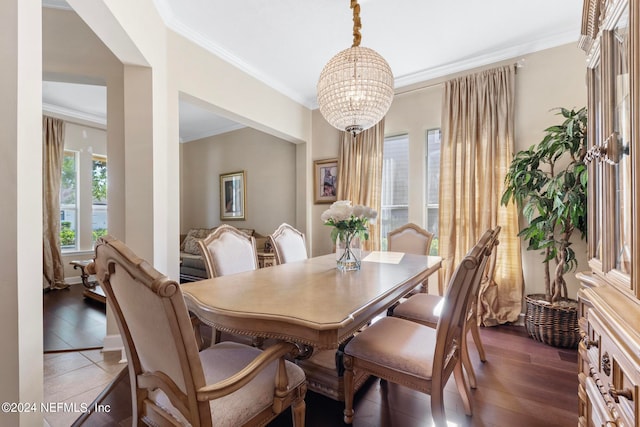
[320,210,332,222]
[352,205,364,218]
[365,206,378,221]
[322,200,353,222]
[321,200,378,242]
[332,200,352,208]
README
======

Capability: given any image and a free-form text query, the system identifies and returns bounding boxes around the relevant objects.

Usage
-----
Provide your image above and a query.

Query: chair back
[269,223,307,264]
[89,235,208,423]
[198,224,258,278]
[387,223,434,255]
[466,226,501,320]
[431,227,500,390]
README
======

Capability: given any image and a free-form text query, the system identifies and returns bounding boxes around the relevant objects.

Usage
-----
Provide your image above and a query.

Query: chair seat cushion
[151,341,306,426]
[393,294,443,328]
[344,317,437,379]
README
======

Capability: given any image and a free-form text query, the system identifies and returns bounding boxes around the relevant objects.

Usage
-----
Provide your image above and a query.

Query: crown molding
[395,30,579,89]
[154,4,313,109]
[134,1,581,112]
[43,102,107,129]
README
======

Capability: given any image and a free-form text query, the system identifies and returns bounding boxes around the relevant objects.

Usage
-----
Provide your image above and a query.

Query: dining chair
[198,224,260,345]
[198,224,259,278]
[389,226,500,389]
[269,223,308,265]
[342,227,500,427]
[387,222,435,294]
[88,235,307,427]
[387,222,434,255]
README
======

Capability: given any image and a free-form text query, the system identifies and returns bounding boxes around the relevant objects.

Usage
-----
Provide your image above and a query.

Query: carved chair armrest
[86,261,97,275]
[196,341,298,401]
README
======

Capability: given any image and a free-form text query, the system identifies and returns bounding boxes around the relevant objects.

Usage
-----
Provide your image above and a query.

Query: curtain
[336,119,385,251]
[43,116,68,290]
[439,65,523,325]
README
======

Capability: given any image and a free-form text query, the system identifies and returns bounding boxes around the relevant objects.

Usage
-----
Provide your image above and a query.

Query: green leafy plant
[501,107,588,303]
[92,158,107,202]
[92,228,108,242]
[60,221,76,246]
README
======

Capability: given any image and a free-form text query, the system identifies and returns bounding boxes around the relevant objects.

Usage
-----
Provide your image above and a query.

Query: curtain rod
[395,60,524,97]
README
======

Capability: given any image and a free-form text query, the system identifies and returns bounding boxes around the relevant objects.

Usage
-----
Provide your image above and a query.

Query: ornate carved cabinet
[578,0,640,425]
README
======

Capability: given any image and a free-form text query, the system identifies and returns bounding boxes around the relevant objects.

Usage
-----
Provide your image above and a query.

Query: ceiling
[42,0,584,142]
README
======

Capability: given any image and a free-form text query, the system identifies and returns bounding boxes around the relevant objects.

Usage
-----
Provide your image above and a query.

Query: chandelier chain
[351,0,361,47]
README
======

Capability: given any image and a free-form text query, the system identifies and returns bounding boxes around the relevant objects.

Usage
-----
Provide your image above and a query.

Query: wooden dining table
[182,251,441,400]
[181,252,442,350]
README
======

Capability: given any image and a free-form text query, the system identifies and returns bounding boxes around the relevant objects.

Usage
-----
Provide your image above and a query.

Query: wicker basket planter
[524,294,579,348]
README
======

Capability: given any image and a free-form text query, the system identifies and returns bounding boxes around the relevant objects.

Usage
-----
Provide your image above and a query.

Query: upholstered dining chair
[269,223,307,265]
[389,226,500,389]
[198,224,259,279]
[198,224,260,345]
[387,222,435,294]
[88,235,307,427]
[342,227,500,427]
[387,222,434,255]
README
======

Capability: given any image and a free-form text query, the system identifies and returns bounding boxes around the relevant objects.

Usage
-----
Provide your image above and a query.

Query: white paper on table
[362,251,405,264]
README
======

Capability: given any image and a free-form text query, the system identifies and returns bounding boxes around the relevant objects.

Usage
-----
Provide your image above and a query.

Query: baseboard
[65,277,83,286]
[102,334,127,363]
[516,312,525,326]
[65,274,98,286]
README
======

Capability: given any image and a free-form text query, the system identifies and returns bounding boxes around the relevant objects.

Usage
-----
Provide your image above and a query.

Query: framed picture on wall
[220,171,246,220]
[314,158,338,204]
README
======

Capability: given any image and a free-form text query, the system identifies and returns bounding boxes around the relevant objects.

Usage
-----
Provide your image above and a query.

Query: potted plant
[501,107,587,348]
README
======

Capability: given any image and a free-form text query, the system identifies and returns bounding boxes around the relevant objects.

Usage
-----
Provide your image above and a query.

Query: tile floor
[43,350,125,427]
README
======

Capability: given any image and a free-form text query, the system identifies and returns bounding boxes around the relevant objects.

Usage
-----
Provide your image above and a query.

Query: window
[425,129,441,254]
[60,151,78,250]
[92,156,108,244]
[59,149,108,252]
[380,131,441,253]
[381,134,409,249]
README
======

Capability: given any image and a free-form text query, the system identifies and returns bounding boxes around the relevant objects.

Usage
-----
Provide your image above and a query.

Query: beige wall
[180,127,297,235]
[310,42,588,301]
[310,111,342,256]
[513,44,588,300]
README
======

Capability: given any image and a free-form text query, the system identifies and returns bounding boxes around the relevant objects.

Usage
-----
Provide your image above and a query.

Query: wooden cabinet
[578,0,640,425]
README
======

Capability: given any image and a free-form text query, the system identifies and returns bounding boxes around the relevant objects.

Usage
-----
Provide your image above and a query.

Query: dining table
[181,251,442,400]
[181,251,442,350]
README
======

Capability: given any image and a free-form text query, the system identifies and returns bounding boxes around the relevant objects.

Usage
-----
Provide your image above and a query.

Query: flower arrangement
[321,201,377,271]
[321,200,378,243]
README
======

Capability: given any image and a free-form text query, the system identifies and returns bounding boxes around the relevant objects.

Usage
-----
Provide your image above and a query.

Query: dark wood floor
[44,289,578,425]
[76,322,578,426]
[272,324,578,427]
[43,284,106,353]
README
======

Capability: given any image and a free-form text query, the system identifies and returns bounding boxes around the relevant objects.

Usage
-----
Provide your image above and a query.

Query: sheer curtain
[336,119,385,251]
[439,65,523,325]
[43,116,68,290]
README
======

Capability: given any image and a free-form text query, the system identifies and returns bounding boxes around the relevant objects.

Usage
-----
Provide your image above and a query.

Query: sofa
[179,226,269,282]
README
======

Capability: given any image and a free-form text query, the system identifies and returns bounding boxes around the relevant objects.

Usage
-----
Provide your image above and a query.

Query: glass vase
[336,232,361,271]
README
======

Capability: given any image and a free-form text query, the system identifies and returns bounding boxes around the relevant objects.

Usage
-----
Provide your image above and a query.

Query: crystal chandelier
[317,0,394,136]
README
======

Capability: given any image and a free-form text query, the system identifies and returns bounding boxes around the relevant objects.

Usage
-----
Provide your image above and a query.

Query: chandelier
[317,0,394,136]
